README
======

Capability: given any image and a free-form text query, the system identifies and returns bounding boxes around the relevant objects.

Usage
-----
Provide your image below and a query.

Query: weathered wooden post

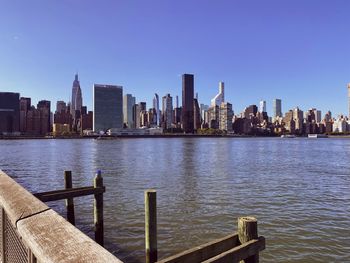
[238,216,259,263]
[145,189,157,263]
[94,170,104,246]
[64,170,75,225]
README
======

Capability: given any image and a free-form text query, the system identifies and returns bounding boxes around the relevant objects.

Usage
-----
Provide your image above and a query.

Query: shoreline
[1,134,350,140]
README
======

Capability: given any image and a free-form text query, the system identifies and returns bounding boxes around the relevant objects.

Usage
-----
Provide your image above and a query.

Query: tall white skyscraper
[123,94,135,128]
[259,100,266,113]
[71,74,82,117]
[211,82,225,107]
[93,84,123,133]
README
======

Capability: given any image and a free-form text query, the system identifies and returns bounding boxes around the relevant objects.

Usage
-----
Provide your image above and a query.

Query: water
[0,138,349,262]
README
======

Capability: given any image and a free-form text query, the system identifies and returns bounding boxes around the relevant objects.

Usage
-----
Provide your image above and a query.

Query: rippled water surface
[1,138,349,262]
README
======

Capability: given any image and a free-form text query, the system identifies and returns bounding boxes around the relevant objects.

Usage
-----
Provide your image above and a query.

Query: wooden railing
[144,189,265,263]
[0,170,122,263]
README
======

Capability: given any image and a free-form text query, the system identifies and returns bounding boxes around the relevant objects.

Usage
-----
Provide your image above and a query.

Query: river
[0,138,349,262]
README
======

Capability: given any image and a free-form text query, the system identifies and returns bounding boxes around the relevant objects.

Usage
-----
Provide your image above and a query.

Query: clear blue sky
[1,0,349,117]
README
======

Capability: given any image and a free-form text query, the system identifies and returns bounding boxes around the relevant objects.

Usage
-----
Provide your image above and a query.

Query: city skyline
[1,1,350,116]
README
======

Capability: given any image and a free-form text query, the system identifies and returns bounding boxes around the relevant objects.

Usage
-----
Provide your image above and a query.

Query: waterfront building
[182,74,194,133]
[140,102,147,112]
[313,109,322,123]
[200,104,209,125]
[162,94,173,129]
[194,98,201,131]
[56,101,67,114]
[273,99,282,118]
[0,92,20,135]
[324,111,332,122]
[53,123,70,135]
[293,107,304,135]
[283,110,295,134]
[81,111,93,133]
[37,100,51,134]
[70,74,83,118]
[133,104,141,129]
[333,118,347,133]
[219,102,233,131]
[174,107,182,128]
[207,105,220,129]
[93,84,123,133]
[123,94,136,128]
[153,94,160,127]
[211,82,225,107]
[259,100,266,113]
[244,105,258,118]
[19,97,31,133]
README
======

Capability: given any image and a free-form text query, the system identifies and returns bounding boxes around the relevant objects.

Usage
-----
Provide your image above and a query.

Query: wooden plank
[156,233,238,263]
[202,237,265,263]
[0,170,49,227]
[34,186,105,202]
[17,209,123,263]
[145,190,157,263]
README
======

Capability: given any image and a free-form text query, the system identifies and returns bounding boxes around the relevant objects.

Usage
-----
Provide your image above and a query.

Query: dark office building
[0,92,20,134]
[182,74,194,133]
[37,100,51,134]
[193,98,201,131]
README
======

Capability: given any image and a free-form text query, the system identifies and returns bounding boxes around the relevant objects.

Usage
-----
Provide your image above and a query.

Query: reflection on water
[1,138,350,262]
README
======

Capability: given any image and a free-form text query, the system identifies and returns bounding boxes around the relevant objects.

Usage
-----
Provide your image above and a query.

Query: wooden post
[145,189,157,263]
[238,216,259,263]
[64,171,75,225]
[94,170,104,246]
[1,207,5,263]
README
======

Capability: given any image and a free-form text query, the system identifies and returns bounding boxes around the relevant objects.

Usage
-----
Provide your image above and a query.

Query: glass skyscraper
[93,84,123,133]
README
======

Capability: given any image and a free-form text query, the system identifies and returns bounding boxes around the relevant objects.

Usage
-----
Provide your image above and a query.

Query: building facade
[123,94,136,128]
[273,99,282,118]
[162,94,173,129]
[182,74,194,133]
[219,102,233,131]
[0,92,20,134]
[211,82,225,107]
[93,84,123,133]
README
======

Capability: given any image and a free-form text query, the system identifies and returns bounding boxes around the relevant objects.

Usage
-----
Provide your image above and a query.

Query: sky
[0,0,350,117]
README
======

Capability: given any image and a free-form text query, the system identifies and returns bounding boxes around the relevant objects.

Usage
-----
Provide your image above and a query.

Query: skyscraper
[162,94,173,129]
[219,102,233,131]
[259,100,266,113]
[211,81,225,107]
[182,74,194,133]
[93,84,123,133]
[56,101,67,114]
[0,92,20,134]
[273,99,282,118]
[37,100,51,134]
[123,94,136,128]
[71,74,83,117]
[153,93,160,127]
[348,83,350,117]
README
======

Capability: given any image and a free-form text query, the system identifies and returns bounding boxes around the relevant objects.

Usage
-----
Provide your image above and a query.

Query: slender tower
[71,74,82,117]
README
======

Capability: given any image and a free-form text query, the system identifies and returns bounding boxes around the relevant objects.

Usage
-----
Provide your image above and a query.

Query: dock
[0,170,265,263]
